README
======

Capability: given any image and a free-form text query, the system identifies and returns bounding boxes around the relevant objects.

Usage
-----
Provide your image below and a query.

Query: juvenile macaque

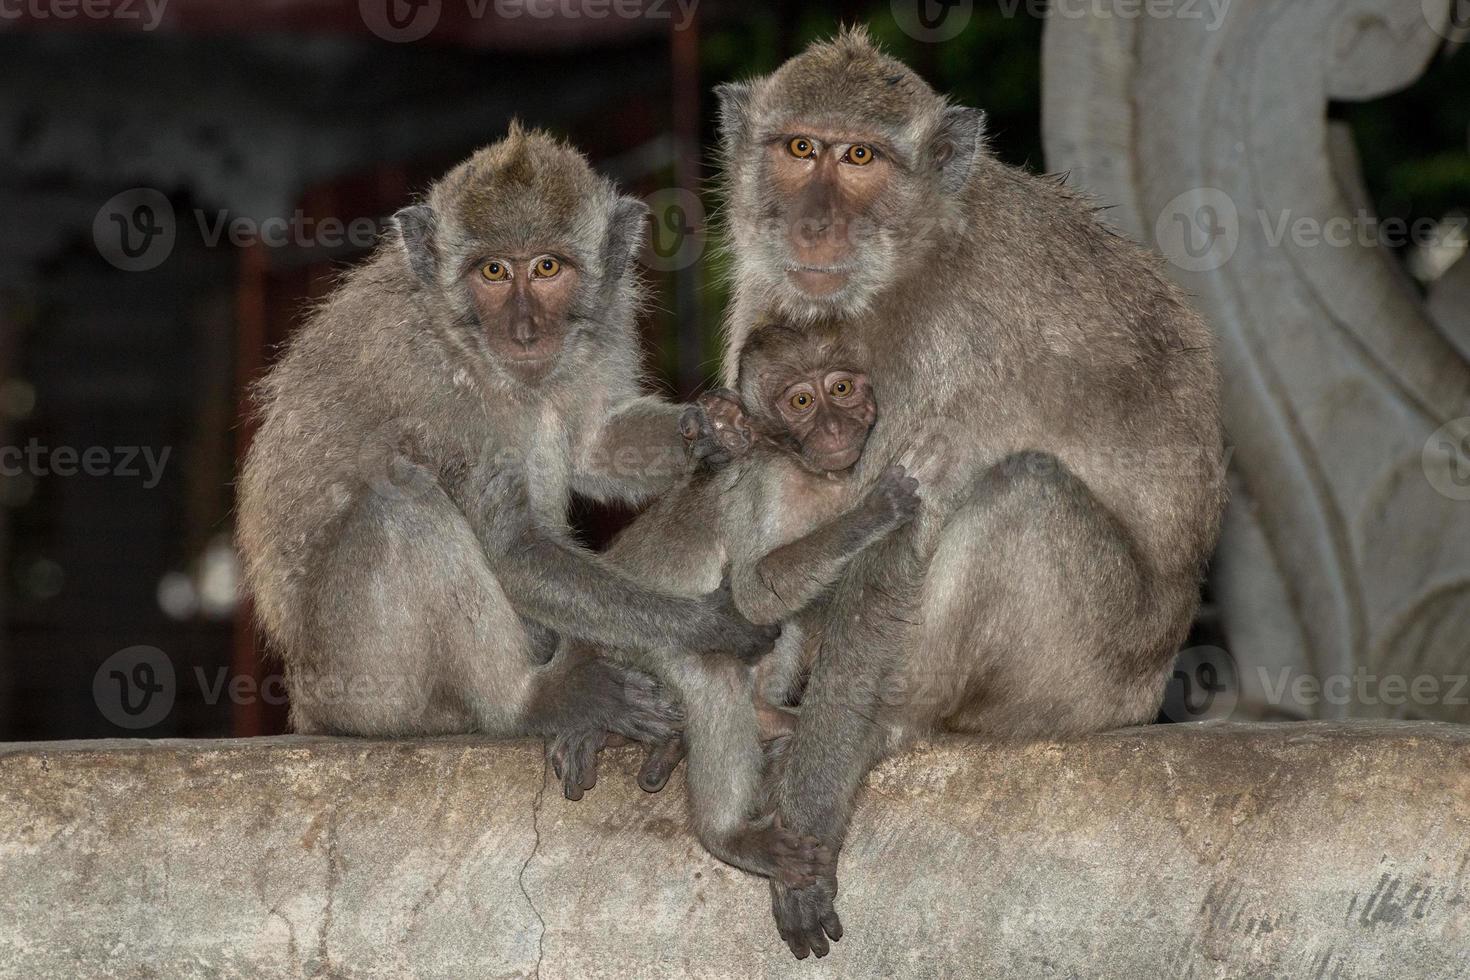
[236,125,773,797]
[681,28,1227,957]
[592,322,918,887]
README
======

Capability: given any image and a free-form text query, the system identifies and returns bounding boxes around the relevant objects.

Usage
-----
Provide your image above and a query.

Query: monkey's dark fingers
[637,737,687,793]
[569,735,600,799]
[771,878,842,960]
[547,730,602,801]
[771,884,812,960]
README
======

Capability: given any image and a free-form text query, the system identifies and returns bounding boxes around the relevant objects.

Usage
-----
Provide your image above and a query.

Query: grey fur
[708,27,1228,958]
[236,127,769,799]
[591,328,917,888]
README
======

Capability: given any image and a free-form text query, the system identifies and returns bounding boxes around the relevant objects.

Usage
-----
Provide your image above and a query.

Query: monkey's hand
[681,388,752,469]
[547,660,683,802]
[471,452,535,549]
[856,464,920,536]
[696,577,781,661]
[770,872,843,960]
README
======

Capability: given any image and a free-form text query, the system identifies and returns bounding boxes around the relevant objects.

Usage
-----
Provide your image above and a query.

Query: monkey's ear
[715,81,755,155]
[392,204,438,286]
[932,106,987,196]
[603,196,650,285]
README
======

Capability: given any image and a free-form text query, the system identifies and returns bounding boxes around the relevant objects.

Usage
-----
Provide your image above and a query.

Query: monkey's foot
[636,736,687,793]
[552,664,683,800]
[770,874,843,960]
[547,729,617,802]
[763,819,834,890]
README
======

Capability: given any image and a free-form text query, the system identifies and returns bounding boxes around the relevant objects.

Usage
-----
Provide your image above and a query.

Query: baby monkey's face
[770,367,876,473]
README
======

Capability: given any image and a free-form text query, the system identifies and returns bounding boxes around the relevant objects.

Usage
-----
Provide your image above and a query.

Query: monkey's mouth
[787,265,851,296]
[500,338,563,369]
[808,446,862,472]
[501,347,561,379]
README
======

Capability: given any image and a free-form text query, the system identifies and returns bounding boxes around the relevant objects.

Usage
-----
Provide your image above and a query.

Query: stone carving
[1043,0,1470,720]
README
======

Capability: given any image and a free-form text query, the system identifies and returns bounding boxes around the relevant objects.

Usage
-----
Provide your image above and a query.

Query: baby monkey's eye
[790,392,814,411]
[830,379,853,397]
[788,137,816,159]
[532,257,561,279]
[482,261,510,282]
[845,144,875,166]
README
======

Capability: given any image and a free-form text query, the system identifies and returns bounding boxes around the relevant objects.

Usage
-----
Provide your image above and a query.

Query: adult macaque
[708,29,1227,957]
[236,125,773,798]
[593,322,918,888]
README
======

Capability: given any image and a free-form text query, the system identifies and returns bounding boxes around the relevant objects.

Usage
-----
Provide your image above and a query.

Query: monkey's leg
[768,452,1170,959]
[658,650,829,888]
[297,490,679,798]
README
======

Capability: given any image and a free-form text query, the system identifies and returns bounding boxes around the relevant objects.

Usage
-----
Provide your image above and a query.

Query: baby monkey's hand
[681,388,753,469]
[859,464,921,533]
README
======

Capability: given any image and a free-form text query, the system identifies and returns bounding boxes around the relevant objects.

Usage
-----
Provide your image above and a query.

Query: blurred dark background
[0,0,1464,740]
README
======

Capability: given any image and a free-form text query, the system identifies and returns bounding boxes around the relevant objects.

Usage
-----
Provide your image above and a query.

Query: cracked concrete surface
[2,723,1469,977]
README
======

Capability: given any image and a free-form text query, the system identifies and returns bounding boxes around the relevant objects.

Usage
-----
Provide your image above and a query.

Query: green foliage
[1340,44,1470,264]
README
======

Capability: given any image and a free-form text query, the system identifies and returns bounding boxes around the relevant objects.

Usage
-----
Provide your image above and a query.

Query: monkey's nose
[789,221,850,268]
[511,319,538,346]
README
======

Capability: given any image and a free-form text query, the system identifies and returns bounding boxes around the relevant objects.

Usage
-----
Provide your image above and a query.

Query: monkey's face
[770,368,876,473]
[740,126,921,321]
[767,131,895,299]
[464,253,581,382]
[718,34,984,324]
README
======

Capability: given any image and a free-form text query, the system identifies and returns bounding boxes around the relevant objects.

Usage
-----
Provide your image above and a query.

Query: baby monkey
[599,322,919,886]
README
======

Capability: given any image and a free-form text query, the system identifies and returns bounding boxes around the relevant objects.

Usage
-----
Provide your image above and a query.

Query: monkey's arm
[443,449,771,659]
[731,465,919,626]
[572,396,689,505]
[495,527,774,660]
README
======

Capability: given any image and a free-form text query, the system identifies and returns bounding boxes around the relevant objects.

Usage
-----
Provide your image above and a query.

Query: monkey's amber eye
[532,257,561,279]
[481,261,510,282]
[845,144,875,166]
[830,379,853,397]
[788,137,816,159]
[790,392,814,411]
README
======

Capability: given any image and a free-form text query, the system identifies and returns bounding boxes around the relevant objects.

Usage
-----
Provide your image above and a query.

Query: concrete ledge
[2,722,1468,977]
